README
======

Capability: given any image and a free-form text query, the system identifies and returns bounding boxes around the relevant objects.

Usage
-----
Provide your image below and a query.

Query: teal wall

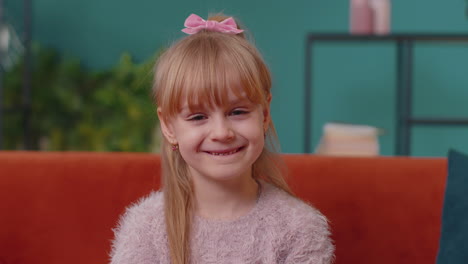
[5,0,468,156]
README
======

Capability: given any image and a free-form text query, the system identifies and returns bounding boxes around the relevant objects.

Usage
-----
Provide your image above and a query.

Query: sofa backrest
[0,152,447,264]
[282,155,447,264]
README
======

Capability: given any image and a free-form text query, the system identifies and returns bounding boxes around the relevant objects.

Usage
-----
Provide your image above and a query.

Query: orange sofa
[0,152,447,264]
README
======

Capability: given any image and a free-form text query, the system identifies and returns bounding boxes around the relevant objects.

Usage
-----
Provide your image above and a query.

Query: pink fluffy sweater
[110,182,335,263]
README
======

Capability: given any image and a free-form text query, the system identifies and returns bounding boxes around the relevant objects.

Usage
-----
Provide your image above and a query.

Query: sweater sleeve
[109,192,165,264]
[282,209,335,264]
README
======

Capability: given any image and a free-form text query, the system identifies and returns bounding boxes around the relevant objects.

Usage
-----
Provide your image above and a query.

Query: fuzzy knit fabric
[110,182,335,263]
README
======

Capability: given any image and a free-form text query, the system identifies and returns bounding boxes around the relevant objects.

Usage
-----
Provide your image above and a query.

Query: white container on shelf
[370,0,391,35]
[315,122,382,157]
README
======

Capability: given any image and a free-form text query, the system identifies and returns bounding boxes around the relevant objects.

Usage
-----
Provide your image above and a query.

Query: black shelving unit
[304,33,468,156]
[0,0,32,150]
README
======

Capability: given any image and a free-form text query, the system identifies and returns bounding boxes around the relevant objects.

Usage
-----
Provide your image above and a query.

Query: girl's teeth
[210,149,238,155]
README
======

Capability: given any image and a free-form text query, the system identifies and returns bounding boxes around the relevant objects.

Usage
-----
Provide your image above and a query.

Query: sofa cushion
[437,149,468,264]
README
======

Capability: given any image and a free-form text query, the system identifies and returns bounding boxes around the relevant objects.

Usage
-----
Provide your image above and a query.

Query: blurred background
[1,0,467,156]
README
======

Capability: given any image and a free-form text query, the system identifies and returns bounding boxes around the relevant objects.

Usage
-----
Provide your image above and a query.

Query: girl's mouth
[205,146,244,156]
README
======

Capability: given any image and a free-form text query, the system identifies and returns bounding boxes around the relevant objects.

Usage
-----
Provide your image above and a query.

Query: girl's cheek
[184,128,207,140]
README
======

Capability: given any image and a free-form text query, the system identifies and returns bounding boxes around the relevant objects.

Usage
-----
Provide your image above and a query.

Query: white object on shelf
[315,122,382,156]
[370,0,391,35]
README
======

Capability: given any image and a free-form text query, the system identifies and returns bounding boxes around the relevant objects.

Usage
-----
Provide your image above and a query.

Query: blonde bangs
[155,32,270,118]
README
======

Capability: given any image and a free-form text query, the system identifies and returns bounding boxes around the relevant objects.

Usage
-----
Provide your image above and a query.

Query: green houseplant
[2,45,161,152]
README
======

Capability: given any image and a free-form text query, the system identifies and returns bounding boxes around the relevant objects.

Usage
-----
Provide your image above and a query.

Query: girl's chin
[190,168,252,184]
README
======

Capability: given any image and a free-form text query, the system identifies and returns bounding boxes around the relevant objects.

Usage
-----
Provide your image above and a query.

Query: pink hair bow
[181,14,244,35]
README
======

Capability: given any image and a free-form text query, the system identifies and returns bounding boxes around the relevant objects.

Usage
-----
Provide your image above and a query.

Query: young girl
[110,13,334,264]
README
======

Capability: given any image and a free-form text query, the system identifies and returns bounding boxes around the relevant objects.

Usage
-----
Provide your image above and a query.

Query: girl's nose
[210,118,235,142]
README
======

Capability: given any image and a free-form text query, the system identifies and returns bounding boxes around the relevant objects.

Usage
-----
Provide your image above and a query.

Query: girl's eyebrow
[179,104,205,115]
[179,97,254,114]
[181,98,251,111]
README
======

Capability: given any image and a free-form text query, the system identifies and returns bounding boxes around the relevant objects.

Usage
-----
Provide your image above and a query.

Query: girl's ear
[263,94,272,132]
[157,107,178,144]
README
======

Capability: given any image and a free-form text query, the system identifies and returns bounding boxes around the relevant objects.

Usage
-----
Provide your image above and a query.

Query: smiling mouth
[205,147,244,156]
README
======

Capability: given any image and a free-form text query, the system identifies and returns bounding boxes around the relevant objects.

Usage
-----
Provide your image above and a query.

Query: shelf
[409,118,468,126]
[304,33,468,155]
[307,33,468,42]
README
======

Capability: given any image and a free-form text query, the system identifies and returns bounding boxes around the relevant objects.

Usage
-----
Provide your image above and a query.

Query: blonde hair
[153,14,294,264]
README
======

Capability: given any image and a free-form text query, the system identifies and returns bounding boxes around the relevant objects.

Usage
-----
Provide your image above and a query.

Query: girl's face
[159,90,270,184]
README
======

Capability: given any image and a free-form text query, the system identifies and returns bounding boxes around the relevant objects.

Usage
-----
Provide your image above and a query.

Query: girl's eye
[187,114,206,121]
[230,109,249,116]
